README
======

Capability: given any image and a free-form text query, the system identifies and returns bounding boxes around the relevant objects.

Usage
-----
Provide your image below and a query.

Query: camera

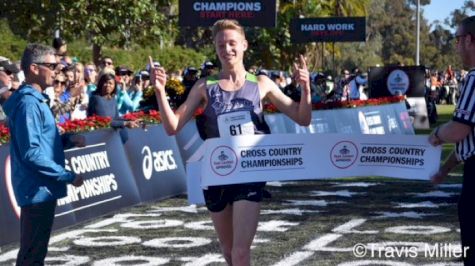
[134,71,150,83]
[140,70,150,80]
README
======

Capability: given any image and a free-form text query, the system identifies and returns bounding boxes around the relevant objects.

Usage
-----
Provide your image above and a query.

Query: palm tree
[320,0,369,16]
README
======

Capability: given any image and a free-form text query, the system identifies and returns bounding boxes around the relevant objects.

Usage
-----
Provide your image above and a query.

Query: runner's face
[215,29,247,67]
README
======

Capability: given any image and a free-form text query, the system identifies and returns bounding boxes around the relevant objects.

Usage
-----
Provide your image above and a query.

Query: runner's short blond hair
[212,19,245,40]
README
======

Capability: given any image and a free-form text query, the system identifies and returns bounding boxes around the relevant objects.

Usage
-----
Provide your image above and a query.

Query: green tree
[376,1,416,65]
[320,0,369,17]
[329,0,383,72]
[0,20,27,60]
[244,0,370,71]
[446,0,475,28]
[2,0,468,73]
[0,0,177,64]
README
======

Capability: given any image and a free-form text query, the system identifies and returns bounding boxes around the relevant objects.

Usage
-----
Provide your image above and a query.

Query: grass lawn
[418,105,463,182]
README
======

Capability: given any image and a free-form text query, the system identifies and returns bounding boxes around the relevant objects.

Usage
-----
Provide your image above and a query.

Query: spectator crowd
[0,37,469,127]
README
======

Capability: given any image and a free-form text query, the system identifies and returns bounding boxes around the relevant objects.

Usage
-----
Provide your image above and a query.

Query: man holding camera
[116,66,144,115]
[200,61,217,78]
[176,66,198,108]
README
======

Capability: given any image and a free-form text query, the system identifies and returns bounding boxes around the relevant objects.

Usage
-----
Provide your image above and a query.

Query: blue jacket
[3,84,75,207]
[117,88,143,116]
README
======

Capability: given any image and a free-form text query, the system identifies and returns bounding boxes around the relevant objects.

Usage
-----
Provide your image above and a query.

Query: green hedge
[1,20,209,72]
[0,20,27,61]
[69,41,209,73]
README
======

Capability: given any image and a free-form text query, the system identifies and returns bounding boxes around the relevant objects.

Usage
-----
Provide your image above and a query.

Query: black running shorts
[203,182,266,212]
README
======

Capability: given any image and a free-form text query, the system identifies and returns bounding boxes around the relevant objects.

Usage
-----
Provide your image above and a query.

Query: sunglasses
[54,80,66,85]
[34,62,58,71]
[85,68,96,72]
[104,61,113,66]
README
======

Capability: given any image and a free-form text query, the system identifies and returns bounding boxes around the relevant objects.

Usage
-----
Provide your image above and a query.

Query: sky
[422,0,474,30]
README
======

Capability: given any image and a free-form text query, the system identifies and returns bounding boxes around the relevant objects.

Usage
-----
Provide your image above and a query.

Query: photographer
[62,63,88,121]
[200,60,217,78]
[181,66,199,105]
[313,73,330,103]
[332,69,351,101]
[118,68,145,115]
[348,68,368,100]
[283,75,302,102]
[115,66,133,90]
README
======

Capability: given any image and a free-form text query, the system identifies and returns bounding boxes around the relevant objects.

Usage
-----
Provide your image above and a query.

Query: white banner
[176,102,414,166]
[265,102,415,135]
[195,133,441,187]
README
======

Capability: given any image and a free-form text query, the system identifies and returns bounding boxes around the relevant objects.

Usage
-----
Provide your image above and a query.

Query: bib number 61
[229,124,243,136]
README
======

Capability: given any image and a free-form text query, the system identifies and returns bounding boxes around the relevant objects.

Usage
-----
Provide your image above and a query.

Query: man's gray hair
[21,43,55,73]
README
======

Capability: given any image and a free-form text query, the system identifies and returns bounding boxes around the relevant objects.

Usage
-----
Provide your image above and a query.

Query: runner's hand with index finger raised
[293,54,310,91]
[148,56,167,94]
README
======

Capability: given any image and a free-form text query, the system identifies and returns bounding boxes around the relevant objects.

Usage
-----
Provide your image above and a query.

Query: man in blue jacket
[3,43,83,266]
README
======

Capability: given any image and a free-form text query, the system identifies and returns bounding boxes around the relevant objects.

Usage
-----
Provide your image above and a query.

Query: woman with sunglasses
[100,57,114,72]
[50,73,73,123]
[84,63,97,96]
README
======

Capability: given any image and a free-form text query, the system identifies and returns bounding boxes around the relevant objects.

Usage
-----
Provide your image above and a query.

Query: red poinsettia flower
[0,124,10,145]
[0,95,407,145]
[265,96,405,113]
[58,115,112,134]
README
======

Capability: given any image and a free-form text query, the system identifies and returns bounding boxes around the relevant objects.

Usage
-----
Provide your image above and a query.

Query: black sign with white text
[58,130,141,223]
[291,17,366,43]
[179,0,276,27]
[0,128,189,246]
[123,125,187,202]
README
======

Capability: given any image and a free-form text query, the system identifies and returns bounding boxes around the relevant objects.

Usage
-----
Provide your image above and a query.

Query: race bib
[217,111,255,137]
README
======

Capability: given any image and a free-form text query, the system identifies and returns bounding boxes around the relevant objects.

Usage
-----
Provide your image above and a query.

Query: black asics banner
[123,125,187,202]
[58,130,142,223]
[0,144,22,245]
[179,0,276,27]
[0,128,188,246]
[291,17,366,43]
